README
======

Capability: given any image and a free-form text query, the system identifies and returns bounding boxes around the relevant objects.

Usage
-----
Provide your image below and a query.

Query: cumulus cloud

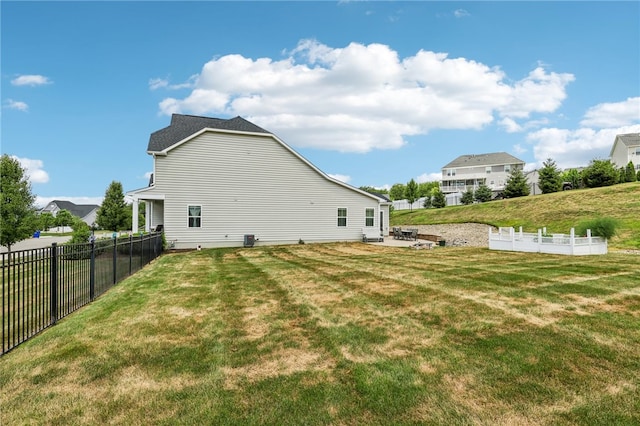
[5,99,29,111]
[417,172,442,183]
[157,39,574,153]
[11,74,52,86]
[328,173,351,183]
[527,124,640,169]
[580,97,640,128]
[12,156,49,183]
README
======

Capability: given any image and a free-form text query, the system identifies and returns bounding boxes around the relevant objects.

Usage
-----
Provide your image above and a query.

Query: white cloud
[157,39,574,153]
[5,99,29,111]
[328,173,351,183]
[11,74,52,86]
[12,156,49,183]
[35,196,103,209]
[526,124,640,169]
[149,75,198,91]
[580,97,640,128]
[454,9,470,18]
[416,172,442,183]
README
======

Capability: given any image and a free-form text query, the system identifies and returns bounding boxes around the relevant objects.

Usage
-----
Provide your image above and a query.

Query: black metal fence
[1,232,163,355]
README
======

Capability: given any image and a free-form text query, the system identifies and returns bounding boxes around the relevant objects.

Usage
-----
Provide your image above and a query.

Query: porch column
[145,201,151,232]
[132,198,139,233]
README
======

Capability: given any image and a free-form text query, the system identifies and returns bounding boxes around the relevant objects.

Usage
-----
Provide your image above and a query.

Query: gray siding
[144,131,385,248]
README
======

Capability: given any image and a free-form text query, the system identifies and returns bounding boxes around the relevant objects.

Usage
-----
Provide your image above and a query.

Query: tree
[389,183,406,201]
[55,209,74,229]
[474,184,493,203]
[461,189,474,205]
[503,168,530,198]
[625,161,637,182]
[422,196,432,208]
[562,168,582,190]
[538,158,562,194]
[38,212,55,231]
[96,181,128,232]
[417,182,439,198]
[431,188,446,208]
[405,179,419,210]
[581,159,618,188]
[359,186,389,195]
[637,169,640,182]
[0,155,38,251]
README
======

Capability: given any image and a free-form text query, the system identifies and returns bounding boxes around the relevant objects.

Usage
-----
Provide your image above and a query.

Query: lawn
[1,243,639,425]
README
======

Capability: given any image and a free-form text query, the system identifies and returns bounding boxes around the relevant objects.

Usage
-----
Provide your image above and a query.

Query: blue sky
[3,1,639,207]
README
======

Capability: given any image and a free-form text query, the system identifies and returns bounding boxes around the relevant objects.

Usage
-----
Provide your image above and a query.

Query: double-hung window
[337,208,347,227]
[188,205,202,228]
[365,208,375,227]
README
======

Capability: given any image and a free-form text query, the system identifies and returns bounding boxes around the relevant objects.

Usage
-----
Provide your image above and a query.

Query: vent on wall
[244,234,255,248]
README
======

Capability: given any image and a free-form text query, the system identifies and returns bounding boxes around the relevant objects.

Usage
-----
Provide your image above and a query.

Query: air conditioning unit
[244,234,255,248]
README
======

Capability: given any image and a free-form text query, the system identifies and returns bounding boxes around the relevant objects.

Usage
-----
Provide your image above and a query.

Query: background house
[610,133,640,171]
[440,152,526,201]
[127,114,390,249]
[39,200,100,231]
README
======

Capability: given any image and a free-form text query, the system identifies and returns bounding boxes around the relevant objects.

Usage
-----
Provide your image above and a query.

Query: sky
[2,1,639,208]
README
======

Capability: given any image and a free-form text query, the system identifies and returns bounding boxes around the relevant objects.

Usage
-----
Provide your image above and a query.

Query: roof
[147,114,271,152]
[442,152,525,169]
[42,200,99,218]
[614,133,640,148]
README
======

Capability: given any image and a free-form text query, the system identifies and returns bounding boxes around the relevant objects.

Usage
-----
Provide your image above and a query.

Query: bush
[576,217,619,240]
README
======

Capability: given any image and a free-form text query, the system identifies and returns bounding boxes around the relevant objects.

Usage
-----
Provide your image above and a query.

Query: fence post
[129,234,133,276]
[112,237,117,285]
[570,228,575,255]
[50,243,58,325]
[90,240,95,301]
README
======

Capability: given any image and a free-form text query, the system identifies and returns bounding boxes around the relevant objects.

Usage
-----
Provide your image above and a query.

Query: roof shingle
[442,152,525,169]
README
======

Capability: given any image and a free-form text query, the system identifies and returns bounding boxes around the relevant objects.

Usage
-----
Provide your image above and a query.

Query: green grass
[391,181,640,249]
[1,244,639,425]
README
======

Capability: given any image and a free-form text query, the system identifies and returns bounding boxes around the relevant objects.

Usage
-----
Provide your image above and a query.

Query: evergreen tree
[460,189,474,205]
[0,155,37,252]
[96,181,128,232]
[405,179,419,210]
[474,184,493,203]
[625,161,637,182]
[422,196,432,208]
[538,158,562,194]
[431,188,446,208]
[581,159,618,188]
[503,168,530,198]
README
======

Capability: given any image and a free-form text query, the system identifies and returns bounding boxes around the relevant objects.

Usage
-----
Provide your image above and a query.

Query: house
[610,133,640,171]
[440,152,526,198]
[39,200,100,226]
[127,114,391,249]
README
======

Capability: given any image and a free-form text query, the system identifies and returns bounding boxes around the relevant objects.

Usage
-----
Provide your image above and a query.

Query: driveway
[0,236,71,253]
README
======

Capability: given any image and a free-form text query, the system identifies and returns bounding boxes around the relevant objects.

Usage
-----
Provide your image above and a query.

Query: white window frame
[337,208,347,227]
[365,208,375,227]
[486,166,492,174]
[188,205,202,228]
[504,164,511,173]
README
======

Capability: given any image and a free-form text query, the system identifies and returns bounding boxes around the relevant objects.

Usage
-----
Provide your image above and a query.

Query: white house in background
[39,200,99,227]
[440,152,526,197]
[610,133,640,171]
[127,114,390,249]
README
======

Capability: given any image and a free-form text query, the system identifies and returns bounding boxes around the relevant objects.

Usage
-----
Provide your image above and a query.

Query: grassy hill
[391,181,640,249]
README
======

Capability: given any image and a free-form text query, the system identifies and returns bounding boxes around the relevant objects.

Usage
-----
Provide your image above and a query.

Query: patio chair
[393,227,402,239]
[409,229,418,241]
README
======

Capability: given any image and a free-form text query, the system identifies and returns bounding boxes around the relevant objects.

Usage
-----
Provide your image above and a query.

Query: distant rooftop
[443,152,525,169]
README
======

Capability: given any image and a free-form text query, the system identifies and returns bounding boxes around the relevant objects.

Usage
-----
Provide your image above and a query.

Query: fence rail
[489,227,607,256]
[1,232,163,355]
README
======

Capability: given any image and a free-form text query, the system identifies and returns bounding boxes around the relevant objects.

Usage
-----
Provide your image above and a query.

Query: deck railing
[489,227,607,255]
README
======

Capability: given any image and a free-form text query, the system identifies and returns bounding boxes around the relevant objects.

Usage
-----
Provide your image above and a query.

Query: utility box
[244,234,255,248]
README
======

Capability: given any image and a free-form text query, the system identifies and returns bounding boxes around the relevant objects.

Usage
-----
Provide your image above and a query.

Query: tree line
[1,154,140,252]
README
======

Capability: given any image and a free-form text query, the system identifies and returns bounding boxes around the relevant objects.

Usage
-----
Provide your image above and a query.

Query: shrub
[576,217,619,240]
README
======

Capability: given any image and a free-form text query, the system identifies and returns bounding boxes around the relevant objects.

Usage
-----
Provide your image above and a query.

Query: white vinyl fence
[489,227,607,256]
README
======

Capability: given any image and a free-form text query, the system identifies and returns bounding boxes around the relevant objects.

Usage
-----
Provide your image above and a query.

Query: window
[504,164,511,173]
[365,208,375,227]
[337,208,347,227]
[188,205,201,228]
[446,169,456,176]
[635,148,640,156]
[486,166,492,174]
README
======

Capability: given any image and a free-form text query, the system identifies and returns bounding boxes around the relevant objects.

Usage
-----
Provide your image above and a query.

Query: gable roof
[443,152,525,169]
[613,133,640,149]
[42,200,99,218]
[147,114,271,153]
